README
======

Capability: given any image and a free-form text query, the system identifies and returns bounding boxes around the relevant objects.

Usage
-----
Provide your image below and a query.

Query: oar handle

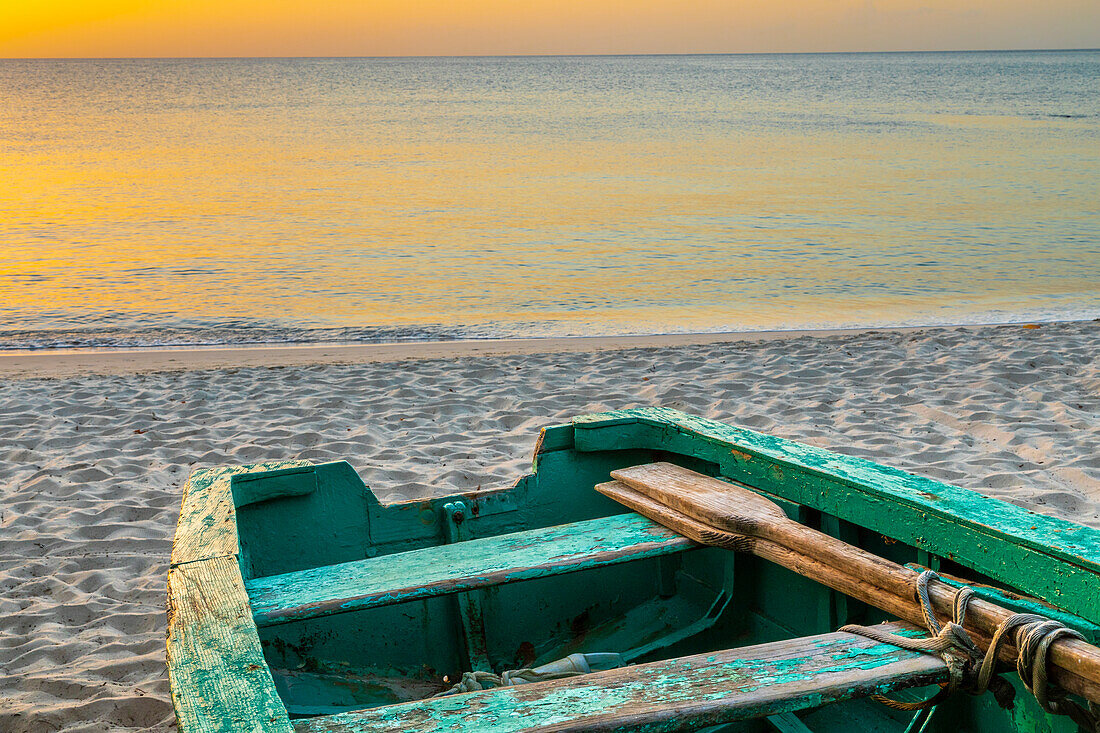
[772,515,1100,700]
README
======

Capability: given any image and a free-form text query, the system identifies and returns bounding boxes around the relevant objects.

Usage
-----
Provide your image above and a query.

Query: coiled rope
[433,668,583,696]
[841,570,1099,731]
[433,652,624,697]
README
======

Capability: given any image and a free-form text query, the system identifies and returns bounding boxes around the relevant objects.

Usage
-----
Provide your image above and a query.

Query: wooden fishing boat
[167,407,1100,732]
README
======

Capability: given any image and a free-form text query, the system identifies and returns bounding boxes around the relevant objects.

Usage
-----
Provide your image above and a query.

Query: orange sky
[1,0,1097,58]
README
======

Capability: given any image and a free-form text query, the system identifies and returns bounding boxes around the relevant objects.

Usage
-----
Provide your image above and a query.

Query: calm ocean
[1,52,1097,349]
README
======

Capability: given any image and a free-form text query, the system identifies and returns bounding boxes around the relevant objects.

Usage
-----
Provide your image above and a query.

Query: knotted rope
[842,570,1099,731]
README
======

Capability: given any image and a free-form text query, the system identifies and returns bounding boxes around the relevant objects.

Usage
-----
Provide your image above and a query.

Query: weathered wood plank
[245,513,695,627]
[167,556,292,732]
[171,461,313,567]
[572,407,1100,622]
[293,622,946,733]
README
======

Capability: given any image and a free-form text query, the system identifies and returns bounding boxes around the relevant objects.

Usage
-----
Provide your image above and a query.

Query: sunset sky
[1,0,1097,58]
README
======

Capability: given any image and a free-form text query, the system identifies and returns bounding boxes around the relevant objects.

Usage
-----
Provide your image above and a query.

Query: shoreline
[0,320,1072,379]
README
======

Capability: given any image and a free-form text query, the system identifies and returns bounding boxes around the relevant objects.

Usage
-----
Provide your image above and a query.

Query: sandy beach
[1,320,1098,732]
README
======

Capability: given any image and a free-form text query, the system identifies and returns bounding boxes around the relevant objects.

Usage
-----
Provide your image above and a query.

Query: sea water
[1,51,1097,348]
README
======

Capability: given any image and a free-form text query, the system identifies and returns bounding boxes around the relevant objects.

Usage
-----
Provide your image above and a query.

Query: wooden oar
[598,479,1039,665]
[596,480,947,626]
[597,463,1100,703]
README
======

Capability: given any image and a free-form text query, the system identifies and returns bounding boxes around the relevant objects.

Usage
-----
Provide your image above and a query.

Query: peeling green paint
[168,409,1100,732]
[294,624,945,733]
[245,513,695,627]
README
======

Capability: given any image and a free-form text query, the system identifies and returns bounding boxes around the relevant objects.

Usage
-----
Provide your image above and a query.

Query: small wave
[0,325,468,351]
[2,308,1098,352]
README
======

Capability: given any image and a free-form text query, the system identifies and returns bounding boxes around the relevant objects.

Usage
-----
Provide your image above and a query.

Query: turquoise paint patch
[832,640,926,660]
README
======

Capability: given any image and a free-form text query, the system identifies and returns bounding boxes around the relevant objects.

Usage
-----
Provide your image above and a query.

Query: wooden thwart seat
[293,622,947,732]
[245,513,695,627]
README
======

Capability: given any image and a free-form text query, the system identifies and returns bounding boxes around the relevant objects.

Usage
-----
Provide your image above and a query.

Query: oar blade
[595,480,754,552]
[610,462,786,537]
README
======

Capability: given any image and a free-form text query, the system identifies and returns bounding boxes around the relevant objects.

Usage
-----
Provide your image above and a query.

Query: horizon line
[2,47,1098,61]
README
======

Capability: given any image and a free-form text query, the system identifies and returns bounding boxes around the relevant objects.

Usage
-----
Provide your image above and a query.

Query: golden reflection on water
[1,54,1097,346]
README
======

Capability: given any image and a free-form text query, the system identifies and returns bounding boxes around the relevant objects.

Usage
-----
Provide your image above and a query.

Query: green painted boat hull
[167,408,1100,732]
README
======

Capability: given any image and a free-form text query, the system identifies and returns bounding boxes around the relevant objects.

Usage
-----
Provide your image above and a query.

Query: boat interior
[215,413,1095,732]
